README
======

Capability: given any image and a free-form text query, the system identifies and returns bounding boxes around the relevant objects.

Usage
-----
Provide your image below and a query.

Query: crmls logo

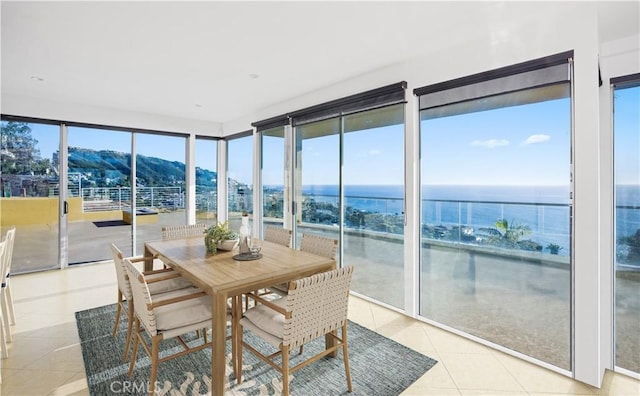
[110,380,162,394]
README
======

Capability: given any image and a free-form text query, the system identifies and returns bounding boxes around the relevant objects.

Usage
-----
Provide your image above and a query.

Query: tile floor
[1,262,639,395]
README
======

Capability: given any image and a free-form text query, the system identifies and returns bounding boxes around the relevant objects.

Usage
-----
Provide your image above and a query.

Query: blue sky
[21,86,640,187]
[614,85,640,185]
[421,98,572,186]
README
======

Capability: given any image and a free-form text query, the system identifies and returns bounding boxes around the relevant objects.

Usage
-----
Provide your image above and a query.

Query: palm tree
[494,219,532,244]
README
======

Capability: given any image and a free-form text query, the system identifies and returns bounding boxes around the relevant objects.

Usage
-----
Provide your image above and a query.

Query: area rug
[76,304,437,395]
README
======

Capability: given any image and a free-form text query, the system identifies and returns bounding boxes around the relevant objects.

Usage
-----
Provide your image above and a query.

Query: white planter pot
[217,239,239,251]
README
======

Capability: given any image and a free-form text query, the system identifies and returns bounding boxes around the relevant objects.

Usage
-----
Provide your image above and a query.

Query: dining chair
[237,266,355,396]
[161,223,207,240]
[247,226,293,304]
[300,232,338,260]
[124,257,231,396]
[0,227,16,344]
[110,243,195,362]
[263,226,292,248]
[268,233,338,297]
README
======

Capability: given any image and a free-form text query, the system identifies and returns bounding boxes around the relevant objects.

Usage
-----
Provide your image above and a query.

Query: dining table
[143,236,336,396]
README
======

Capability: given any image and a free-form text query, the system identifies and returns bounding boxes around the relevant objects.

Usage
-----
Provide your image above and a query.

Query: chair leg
[236,322,244,385]
[148,336,161,396]
[5,285,15,326]
[112,291,122,337]
[122,300,134,362]
[128,319,141,378]
[1,290,11,343]
[0,309,7,359]
[342,323,353,392]
[282,344,290,396]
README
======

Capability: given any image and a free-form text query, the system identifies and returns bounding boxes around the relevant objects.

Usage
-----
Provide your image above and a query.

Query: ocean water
[282,184,640,254]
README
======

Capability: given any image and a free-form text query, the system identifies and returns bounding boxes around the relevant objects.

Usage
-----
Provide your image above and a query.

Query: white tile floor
[1,262,639,395]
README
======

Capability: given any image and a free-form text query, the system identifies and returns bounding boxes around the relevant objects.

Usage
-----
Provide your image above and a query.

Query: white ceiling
[2,1,639,126]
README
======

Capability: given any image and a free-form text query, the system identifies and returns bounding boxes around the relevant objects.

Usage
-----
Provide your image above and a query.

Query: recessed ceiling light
[30,76,44,82]
[249,73,259,79]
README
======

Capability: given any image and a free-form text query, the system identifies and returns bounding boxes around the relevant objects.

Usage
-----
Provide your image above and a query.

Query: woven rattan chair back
[123,258,158,336]
[161,223,206,240]
[110,243,133,300]
[238,266,354,395]
[299,233,338,260]
[264,226,293,247]
[123,257,219,395]
[285,266,353,348]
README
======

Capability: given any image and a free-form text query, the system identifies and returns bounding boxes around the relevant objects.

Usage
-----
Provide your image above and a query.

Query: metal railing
[74,186,183,212]
[47,184,639,263]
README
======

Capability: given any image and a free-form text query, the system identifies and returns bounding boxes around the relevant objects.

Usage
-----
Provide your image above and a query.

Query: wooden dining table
[144,236,336,396]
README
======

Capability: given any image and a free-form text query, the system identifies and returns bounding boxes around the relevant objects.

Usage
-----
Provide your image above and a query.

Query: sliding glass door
[291,104,406,309]
[134,133,186,254]
[67,126,132,262]
[0,120,60,273]
[261,126,287,234]
[2,118,200,268]
[195,137,218,227]
[342,105,405,308]
[418,58,572,370]
[227,134,254,231]
[613,79,640,375]
[293,118,341,254]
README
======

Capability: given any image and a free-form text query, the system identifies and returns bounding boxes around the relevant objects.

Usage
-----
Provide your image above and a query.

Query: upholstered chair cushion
[153,288,213,331]
[241,298,287,339]
[146,273,194,295]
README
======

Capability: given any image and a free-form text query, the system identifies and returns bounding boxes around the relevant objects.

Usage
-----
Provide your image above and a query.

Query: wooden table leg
[143,244,154,272]
[212,292,228,396]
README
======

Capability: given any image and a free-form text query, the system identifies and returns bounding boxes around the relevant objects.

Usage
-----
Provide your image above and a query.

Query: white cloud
[470,139,509,148]
[521,134,550,145]
[368,149,381,156]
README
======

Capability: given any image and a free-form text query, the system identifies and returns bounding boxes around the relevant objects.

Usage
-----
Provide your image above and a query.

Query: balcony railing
[52,185,639,266]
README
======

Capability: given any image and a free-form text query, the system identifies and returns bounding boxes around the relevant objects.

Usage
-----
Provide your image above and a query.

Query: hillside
[68,147,217,188]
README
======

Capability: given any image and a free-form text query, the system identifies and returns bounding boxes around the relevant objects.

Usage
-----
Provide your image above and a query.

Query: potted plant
[203,221,239,254]
[546,243,563,255]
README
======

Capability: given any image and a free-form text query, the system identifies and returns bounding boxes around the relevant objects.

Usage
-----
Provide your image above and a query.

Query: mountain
[68,147,217,188]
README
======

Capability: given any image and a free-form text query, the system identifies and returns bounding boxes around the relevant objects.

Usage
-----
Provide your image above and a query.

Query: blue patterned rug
[76,303,437,395]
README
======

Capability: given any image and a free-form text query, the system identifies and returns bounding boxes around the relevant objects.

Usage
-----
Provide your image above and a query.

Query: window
[227,133,254,231]
[134,133,186,254]
[342,104,405,308]
[613,75,640,375]
[0,120,61,272]
[260,125,287,232]
[416,52,573,370]
[254,82,407,308]
[195,137,218,226]
[68,126,132,262]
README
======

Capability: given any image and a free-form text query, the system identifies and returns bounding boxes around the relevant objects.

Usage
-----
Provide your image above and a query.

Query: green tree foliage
[1,121,50,174]
[494,219,532,243]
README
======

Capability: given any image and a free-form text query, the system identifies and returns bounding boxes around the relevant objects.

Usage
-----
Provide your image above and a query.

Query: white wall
[222,2,639,388]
